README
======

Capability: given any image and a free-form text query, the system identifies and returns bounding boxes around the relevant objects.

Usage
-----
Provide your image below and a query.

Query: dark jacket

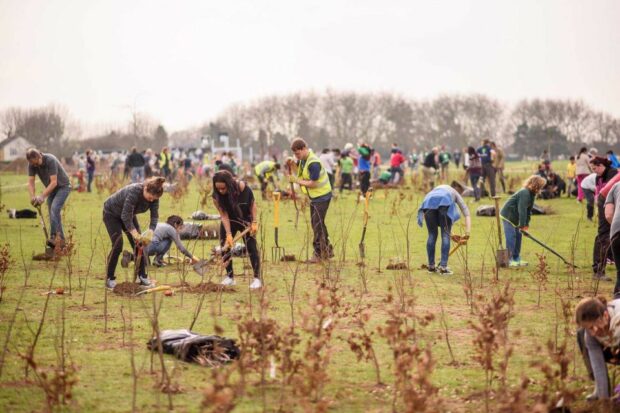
[423,153,438,169]
[127,152,146,168]
[500,188,535,228]
[103,183,158,231]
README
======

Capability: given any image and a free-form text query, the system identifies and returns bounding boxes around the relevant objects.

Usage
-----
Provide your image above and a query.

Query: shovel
[135,285,173,296]
[35,204,53,256]
[358,189,372,259]
[192,227,252,276]
[286,159,300,229]
[271,192,285,262]
[493,196,510,269]
[520,229,579,268]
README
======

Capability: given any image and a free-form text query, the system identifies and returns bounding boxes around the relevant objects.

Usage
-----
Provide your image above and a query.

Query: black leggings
[103,213,146,280]
[612,234,620,294]
[340,173,353,192]
[219,222,260,278]
[359,171,371,195]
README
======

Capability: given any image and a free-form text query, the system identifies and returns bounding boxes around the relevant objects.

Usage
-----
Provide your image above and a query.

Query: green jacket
[500,188,535,228]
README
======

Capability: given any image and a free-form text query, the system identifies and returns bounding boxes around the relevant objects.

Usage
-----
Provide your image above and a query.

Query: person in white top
[319,148,336,190]
[581,172,597,221]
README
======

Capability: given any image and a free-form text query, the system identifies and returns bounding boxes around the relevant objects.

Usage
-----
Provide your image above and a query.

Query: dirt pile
[112,282,145,297]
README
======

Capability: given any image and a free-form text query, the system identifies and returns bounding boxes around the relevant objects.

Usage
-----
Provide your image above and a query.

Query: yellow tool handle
[136,285,172,296]
[363,191,371,225]
[273,192,280,227]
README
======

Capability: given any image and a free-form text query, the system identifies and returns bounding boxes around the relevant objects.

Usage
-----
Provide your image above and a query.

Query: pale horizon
[1,0,619,134]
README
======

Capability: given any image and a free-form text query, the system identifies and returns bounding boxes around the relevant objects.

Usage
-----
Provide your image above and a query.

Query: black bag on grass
[147,329,240,366]
[476,205,496,216]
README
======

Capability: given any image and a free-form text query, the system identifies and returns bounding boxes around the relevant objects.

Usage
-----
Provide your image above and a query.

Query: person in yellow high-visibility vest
[288,138,333,262]
[254,160,280,199]
[158,147,172,181]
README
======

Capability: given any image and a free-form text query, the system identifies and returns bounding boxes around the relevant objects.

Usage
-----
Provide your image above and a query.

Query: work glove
[131,230,141,243]
[31,195,44,206]
[141,229,154,245]
[288,175,298,184]
[519,226,529,233]
[225,233,234,249]
[191,256,200,264]
[250,222,259,235]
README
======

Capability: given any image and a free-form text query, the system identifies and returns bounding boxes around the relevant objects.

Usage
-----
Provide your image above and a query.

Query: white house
[0,136,32,162]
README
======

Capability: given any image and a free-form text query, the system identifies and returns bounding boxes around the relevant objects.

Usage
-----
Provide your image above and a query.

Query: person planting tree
[417,184,471,275]
[500,175,547,268]
[121,215,200,268]
[254,160,280,200]
[575,296,620,401]
[26,148,72,254]
[103,177,165,289]
[288,138,334,263]
[591,156,618,281]
[212,170,262,289]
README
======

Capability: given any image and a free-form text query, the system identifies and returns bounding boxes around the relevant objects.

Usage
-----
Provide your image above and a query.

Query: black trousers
[103,213,146,280]
[340,173,353,192]
[481,163,496,197]
[310,199,332,258]
[584,189,595,220]
[593,201,612,276]
[359,171,371,195]
[219,222,260,278]
[612,234,620,294]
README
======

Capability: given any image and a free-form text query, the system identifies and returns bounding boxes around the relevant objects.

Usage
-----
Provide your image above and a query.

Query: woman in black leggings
[103,177,165,289]
[212,170,262,289]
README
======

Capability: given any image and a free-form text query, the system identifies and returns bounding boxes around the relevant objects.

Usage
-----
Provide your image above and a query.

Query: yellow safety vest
[159,152,170,169]
[254,161,276,179]
[297,151,331,199]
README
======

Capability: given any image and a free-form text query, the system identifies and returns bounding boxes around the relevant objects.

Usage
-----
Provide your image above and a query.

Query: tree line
[197,91,620,158]
[2,92,619,159]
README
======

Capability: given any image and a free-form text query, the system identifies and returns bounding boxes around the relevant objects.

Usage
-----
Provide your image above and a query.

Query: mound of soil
[32,253,60,261]
[112,282,146,297]
[186,282,236,294]
[280,254,296,262]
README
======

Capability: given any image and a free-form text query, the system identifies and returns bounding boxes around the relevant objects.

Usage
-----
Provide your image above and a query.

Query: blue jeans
[145,239,172,260]
[503,220,522,261]
[87,170,94,192]
[424,206,452,267]
[131,166,145,183]
[47,186,71,242]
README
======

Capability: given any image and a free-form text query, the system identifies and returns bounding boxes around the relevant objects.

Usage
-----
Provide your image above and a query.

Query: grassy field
[0,162,606,412]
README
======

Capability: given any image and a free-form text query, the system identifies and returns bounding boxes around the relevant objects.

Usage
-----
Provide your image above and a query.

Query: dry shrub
[0,243,13,302]
[95,173,123,195]
[201,365,237,413]
[529,340,577,412]
[22,355,79,412]
[288,283,344,412]
[469,282,515,413]
[378,293,440,412]
[531,253,549,308]
[347,304,382,385]
[197,179,213,209]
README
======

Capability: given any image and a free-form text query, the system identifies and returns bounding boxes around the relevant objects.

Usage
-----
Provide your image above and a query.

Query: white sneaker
[250,278,262,290]
[221,276,236,286]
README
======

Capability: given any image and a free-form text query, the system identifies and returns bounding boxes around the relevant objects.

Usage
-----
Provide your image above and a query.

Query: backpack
[147,329,240,366]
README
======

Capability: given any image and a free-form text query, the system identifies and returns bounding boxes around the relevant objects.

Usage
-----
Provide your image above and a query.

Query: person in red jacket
[389,147,406,184]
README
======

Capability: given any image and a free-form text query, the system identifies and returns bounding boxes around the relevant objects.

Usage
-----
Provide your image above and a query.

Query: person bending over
[103,177,165,289]
[575,296,620,401]
[26,148,72,253]
[417,184,471,275]
[212,171,262,289]
[500,175,546,268]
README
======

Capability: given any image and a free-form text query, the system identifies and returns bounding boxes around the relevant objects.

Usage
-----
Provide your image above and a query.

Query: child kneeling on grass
[499,175,546,268]
[121,215,200,267]
[576,296,620,401]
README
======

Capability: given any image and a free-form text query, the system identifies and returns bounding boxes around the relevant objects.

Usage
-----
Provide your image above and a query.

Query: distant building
[0,136,32,162]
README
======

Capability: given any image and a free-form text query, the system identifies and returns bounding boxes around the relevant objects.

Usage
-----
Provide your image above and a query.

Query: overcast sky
[0,0,619,133]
